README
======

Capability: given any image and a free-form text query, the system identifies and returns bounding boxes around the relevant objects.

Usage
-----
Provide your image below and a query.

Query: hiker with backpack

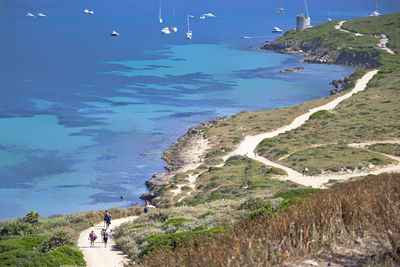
[103,230,109,248]
[88,230,97,247]
[105,213,111,229]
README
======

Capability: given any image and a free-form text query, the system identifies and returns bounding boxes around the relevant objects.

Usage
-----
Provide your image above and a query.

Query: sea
[0,0,399,220]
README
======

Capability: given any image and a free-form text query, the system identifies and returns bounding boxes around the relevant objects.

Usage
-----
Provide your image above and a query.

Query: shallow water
[0,0,398,220]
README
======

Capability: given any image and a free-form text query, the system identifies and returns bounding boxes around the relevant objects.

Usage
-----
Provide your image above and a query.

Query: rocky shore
[140,118,225,205]
[262,39,380,68]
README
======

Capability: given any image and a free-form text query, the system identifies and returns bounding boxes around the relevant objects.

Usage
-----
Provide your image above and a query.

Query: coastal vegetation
[141,173,400,266]
[0,207,141,266]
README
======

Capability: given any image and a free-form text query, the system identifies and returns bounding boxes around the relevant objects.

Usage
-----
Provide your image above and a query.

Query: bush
[238,198,265,211]
[309,110,334,120]
[162,218,191,230]
[273,188,324,200]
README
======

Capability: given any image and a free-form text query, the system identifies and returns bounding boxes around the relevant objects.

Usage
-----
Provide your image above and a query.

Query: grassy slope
[142,173,400,266]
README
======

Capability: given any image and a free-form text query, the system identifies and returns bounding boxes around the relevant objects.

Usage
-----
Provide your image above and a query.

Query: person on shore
[144,206,148,214]
[88,230,97,247]
[241,132,245,140]
[105,213,111,229]
[254,152,257,159]
[103,230,109,248]
[103,210,109,227]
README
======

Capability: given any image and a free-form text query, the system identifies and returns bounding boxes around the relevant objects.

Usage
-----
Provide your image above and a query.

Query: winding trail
[172,71,399,196]
[335,20,395,54]
[222,70,400,188]
[78,216,137,267]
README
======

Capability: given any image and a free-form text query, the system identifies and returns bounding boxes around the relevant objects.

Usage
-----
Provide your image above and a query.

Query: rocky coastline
[140,117,225,205]
[262,40,380,68]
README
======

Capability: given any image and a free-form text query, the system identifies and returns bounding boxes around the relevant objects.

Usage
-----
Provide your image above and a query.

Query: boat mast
[304,0,310,17]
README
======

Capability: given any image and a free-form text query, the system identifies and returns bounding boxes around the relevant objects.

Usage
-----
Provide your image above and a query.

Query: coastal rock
[140,117,226,205]
[279,66,304,73]
[262,38,380,68]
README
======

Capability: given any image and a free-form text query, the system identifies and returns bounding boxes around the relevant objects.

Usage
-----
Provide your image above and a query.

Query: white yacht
[186,14,192,39]
[158,3,163,23]
[111,30,119,36]
[272,27,283,33]
[161,27,171,34]
[84,9,94,15]
[327,9,332,21]
[26,12,35,17]
[241,35,249,39]
[204,13,215,17]
[37,13,46,17]
[171,26,178,32]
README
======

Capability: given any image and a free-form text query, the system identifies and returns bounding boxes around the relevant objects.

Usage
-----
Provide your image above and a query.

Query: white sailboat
[161,27,171,34]
[203,13,215,17]
[111,30,119,36]
[37,13,46,17]
[84,9,94,15]
[26,12,35,17]
[171,7,178,32]
[327,9,332,22]
[369,0,381,16]
[159,3,163,23]
[272,27,283,33]
[276,0,285,14]
[186,14,192,39]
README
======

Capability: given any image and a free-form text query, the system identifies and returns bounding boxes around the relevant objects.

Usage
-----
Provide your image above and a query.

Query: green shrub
[309,110,334,120]
[163,218,191,230]
[140,226,226,258]
[238,198,265,211]
[199,211,215,218]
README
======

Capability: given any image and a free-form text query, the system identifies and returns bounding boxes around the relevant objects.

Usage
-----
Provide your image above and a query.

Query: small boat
[203,12,215,17]
[171,7,178,32]
[158,3,163,23]
[241,35,249,39]
[327,8,332,21]
[161,27,171,34]
[84,9,94,15]
[272,27,283,33]
[186,14,192,39]
[200,15,206,19]
[276,0,285,14]
[111,30,119,36]
[26,12,35,17]
[37,13,46,17]
[369,0,381,16]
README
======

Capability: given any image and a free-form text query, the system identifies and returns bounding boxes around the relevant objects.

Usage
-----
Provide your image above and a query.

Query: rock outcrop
[140,117,225,205]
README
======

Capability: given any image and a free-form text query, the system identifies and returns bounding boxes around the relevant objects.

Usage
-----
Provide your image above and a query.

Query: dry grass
[141,173,400,266]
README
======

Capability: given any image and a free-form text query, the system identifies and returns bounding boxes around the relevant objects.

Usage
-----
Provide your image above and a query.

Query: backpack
[93,233,97,240]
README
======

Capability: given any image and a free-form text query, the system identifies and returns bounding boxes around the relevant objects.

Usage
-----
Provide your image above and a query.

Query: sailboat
[272,27,283,33]
[171,7,178,32]
[186,14,192,40]
[369,0,381,16]
[161,27,171,34]
[111,30,120,36]
[327,9,332,22]
[276,0,285,14]
[158,3,163,23]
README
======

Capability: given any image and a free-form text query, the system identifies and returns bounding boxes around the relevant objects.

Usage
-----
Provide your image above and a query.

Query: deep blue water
[0,0,399,220]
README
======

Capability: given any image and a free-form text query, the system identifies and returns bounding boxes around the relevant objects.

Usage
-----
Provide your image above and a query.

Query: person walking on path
[103,210,109,227]
[105,213,111,229]
[88,231,97,248]
[109,229,115,245]
[241,132,245,140]
[103,230,109,248]
[302,166,309,176]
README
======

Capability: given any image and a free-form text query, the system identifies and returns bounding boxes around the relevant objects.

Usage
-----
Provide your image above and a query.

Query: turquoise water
[3,0,398,220]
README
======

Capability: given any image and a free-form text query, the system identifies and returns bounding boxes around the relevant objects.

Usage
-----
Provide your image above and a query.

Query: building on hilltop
[296,14,310,31]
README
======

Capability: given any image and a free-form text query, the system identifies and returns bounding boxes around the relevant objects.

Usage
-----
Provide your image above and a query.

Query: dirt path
[221,70,400,188]
[336,21,394,54]
[78,216,137,267]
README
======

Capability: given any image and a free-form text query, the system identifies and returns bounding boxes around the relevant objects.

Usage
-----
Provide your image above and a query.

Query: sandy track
[78,216,137,267]
[221,70,400,188]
